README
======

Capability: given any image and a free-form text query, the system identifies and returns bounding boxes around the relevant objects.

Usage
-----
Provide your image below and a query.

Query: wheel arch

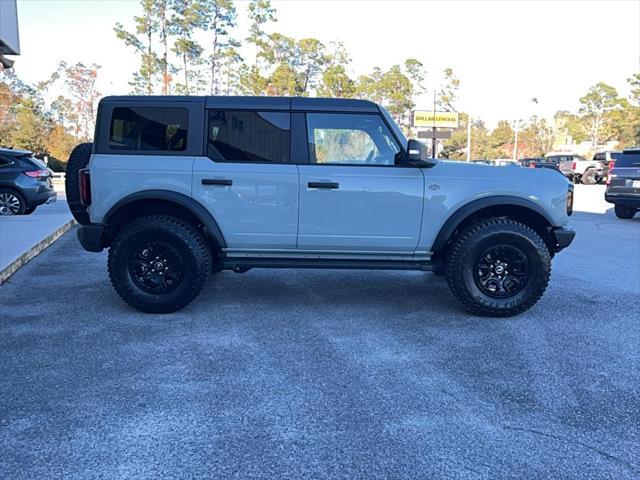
[431,196,555,256]
[103,190,226,249]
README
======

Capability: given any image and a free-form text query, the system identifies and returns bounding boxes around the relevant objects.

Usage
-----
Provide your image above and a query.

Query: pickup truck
[552,154,604,184]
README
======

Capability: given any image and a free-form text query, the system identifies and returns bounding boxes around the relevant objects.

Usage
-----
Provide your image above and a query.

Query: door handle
[202,178,232,186]
[308,181,339,189]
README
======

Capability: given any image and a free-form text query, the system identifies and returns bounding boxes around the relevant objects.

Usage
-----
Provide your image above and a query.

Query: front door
[192,109,299,251]
[298,113,424,252]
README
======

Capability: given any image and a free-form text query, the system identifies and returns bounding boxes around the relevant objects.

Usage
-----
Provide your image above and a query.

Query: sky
[7,0,640,126]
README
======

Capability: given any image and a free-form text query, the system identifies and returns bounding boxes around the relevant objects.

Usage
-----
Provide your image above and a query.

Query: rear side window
[20,155,47,169]
[593,153,605,161]
[0,155,13,167]
[109,107,189,152]
[615,153,640,168]
[207,110,290,163]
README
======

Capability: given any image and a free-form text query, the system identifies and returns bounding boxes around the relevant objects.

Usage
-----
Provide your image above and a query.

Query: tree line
[0,0,638,168]
[443,78,640,160]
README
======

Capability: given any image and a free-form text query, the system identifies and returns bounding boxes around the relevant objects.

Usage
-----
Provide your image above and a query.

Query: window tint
[109,107,189,152]
[207,111,290,163]
[0,155,13,167]
[614,153,640,168]
[593,152,605,161]
[306,114,401,166]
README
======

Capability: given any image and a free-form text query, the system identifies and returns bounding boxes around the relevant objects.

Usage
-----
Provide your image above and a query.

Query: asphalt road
[1,205,639,479]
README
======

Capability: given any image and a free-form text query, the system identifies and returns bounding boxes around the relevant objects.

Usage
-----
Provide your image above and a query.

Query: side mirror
[406,139,437,167]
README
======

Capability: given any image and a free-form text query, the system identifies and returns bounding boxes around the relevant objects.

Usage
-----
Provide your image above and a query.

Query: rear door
[297,112,424,252]
[192,108,299,250]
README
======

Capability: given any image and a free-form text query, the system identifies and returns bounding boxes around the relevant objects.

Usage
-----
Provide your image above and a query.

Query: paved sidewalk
[0,192,73,279]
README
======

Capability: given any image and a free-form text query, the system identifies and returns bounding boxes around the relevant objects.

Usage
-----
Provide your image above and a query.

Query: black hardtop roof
[99,95,380,113]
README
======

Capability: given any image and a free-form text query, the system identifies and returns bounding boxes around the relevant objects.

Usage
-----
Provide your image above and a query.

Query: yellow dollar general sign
[413,111,459,128]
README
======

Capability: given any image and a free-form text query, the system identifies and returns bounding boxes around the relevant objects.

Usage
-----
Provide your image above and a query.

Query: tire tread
[445,218,551,317]
[107,215,212,313]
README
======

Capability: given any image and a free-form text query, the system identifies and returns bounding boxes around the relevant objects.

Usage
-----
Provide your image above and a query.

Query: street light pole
[431,90,437,159]
[512,120,520,161]
[466,114,472,162]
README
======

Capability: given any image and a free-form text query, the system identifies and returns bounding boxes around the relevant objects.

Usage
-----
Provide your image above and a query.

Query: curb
[0,219,77,285]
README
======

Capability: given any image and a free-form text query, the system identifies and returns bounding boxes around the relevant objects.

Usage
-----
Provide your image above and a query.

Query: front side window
[207,111,290,163]
[109,107,188,152]
[306,114,401,166]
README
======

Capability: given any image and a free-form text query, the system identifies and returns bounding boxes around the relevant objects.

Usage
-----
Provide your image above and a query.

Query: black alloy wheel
[128,241,185,295]
[473,245,530,298]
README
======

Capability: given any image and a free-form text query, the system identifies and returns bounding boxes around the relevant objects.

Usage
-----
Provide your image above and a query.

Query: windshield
[379,106,408,149]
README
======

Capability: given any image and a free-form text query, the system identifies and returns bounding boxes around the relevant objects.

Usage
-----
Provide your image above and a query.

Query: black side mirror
[406,139,437,167]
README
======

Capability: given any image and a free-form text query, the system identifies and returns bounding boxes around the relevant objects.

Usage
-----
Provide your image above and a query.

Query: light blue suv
[66,96,575,316]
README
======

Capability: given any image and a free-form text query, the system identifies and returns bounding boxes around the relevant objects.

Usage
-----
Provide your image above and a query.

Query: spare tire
[65,143,93,225]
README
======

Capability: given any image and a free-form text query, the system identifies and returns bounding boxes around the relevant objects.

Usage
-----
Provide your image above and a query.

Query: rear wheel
[0,189,26,215]
[445,219,551,317]
[614,204,637,219]
[108,215,212,313]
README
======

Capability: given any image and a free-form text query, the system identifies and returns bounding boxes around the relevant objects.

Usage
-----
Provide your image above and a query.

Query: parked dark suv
[605,147,640,219]
[0,148,56,215]
[520,157,561,171]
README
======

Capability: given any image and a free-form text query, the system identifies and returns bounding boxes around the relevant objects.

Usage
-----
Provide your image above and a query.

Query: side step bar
[221,257,434,273]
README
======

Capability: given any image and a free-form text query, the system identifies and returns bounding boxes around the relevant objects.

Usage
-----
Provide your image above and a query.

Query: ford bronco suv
[66,96,575,316]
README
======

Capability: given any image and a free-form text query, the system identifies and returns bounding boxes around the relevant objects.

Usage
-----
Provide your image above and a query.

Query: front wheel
[108,215,212,313]
[445,219,551,317]
[614,204,637,219]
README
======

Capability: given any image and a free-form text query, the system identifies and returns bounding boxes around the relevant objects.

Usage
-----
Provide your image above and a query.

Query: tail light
[606,173,612,186]
[567,185,574,216]
[24,169,50,178]
[79,169,91,206]
[529,162,536,168]
[571,162,576,170]
[608,160,615,171]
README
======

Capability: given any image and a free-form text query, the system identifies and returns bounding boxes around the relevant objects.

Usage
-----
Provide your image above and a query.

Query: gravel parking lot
[1,186,639,479]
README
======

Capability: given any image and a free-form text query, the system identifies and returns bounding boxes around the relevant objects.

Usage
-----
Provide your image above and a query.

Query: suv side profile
[0,148,56,215]
[67,96,575,317]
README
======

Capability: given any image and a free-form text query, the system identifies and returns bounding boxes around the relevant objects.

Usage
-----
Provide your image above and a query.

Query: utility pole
[513,120,520,161]
[431,90,437,159]
[466,114,472,161]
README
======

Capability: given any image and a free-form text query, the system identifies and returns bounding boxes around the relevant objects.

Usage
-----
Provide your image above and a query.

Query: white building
[0,0,20,69]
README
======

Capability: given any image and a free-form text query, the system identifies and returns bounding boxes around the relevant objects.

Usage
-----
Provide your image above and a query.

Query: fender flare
[431,195,554,253]
[104,189,227,248]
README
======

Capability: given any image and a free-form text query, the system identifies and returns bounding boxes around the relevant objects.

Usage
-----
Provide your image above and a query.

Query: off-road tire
[581,169,598,185]
[108,215,212,313]
[445,218,551,317]
[0,188,26,215]
[65,142,93,225]
[614,204,637,219]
